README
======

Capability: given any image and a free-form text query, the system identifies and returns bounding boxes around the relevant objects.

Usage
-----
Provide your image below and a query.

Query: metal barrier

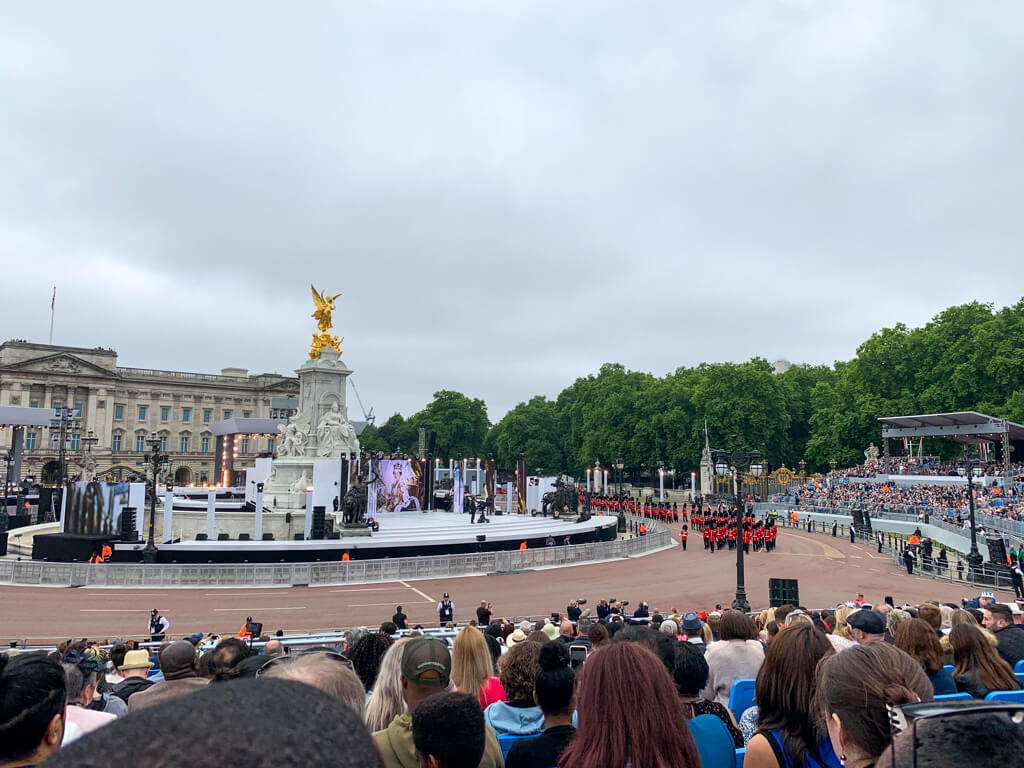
[0,523,671,588]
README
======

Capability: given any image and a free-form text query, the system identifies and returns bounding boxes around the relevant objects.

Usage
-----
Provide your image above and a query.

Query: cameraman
[596,599,610,621]
[566,600,584,622]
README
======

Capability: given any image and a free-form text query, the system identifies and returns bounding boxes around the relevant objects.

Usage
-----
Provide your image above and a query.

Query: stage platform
[107,510,619,564]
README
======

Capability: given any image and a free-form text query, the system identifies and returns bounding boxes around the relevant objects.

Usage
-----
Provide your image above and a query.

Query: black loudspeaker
[0,514,7,557]
[311,506,326,540]
[986,537,1008,566]
[475,534,486,542]
[768,578,800,608]
[120,507,137,542]
[285,512,292,524]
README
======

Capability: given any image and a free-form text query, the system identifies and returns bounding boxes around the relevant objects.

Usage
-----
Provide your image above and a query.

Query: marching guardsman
[680,525,688,551]
[728,521,737,550]
[769,520,778,551]
[743,523,751,555]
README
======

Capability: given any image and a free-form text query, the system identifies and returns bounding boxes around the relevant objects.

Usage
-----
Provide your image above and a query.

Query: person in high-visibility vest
[341,552,350,562]
[101,544,112,562]
[519,541,527,551]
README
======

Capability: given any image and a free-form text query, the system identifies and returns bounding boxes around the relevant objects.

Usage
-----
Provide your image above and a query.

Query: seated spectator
[892,619,957,696]
[110,650,154,702]
[453,625,505,708]
[349,631,393,700]
[845,609,886,645]
[366,638,410,732]
[703,609,764,707]
[586,622,609,649]
[505,642,576,768]
[941,608,997,665]
[127,640,208,713]
[559,642,700,768]
[558,621,589,650]
[373,637,502,768]
[104,643,126,685]
[877,706,1024,767]
[659,619,680,641]
[950,623,1021,698]
[613,625,676,678]
[262,639,284,657]
[814,643,933,768]
[261,651,365,717]
[680,612,706,652]
[982,603,1024,668]
[673,641,743,748]
[208,637,251,683]
[413,691,490,768]
[484,641,543,737]
[916,602,942,636]
[526,630,550,645]
[885,608,911,642]
[46,678,384,768]
[506,627,528,648]
[0,652,67,766]
[61,656,116,744]
[745,624,839,767]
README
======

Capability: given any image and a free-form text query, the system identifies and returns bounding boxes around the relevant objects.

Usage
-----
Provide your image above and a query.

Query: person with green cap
[372,636,503,768]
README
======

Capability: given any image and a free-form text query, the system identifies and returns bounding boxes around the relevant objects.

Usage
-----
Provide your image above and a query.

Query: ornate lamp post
[829,459,837,474]
[142,432,170,563]
[712,436,765,612]
[956,452,985,569]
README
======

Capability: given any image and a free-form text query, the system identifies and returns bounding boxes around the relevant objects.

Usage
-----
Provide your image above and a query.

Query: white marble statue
[864,442,880,463]
[277,422,307,457]
[316,402,353,457]
[291,470,310,494]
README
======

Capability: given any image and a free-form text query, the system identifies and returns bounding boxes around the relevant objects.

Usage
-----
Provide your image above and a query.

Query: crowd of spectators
[3,588,1024,767]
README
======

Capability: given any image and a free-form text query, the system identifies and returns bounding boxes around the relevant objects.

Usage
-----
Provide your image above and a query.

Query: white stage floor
[115,510,618,553]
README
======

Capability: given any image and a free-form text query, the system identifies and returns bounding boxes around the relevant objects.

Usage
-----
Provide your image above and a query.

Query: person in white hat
[111,650,155,703]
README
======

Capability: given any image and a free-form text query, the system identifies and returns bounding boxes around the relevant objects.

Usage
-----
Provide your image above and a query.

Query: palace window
[25,432,36,450]
[159,436,167,452]
[136,435,146,452]
[223,410,232,420]
[203,409,211,424]
[160,407,169,421]
[138,405,147,420]
[112,434,122,451]
[241,438,249,453]
[201,437,210,453]
[70,434,80,451]
[114,404,124,420]
[182,408,191,423]
[180,436,189,452]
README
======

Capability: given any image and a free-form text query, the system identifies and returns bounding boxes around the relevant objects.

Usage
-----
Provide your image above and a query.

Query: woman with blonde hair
[452,625,505,707]
[940,609,998,665]
[365,637,409,731]
[833,606,854,640]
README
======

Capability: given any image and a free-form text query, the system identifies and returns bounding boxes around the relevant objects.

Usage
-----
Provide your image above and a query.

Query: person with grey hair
[62,659,116,743]
[886,608,912,642]
[261,652,366,718]
[659,619,679,638]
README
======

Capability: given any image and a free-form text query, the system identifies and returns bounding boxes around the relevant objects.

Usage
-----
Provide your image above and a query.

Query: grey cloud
[1,1,1022,420]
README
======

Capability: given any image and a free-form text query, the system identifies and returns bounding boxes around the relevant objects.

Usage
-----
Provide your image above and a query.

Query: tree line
[358,299,1024,480]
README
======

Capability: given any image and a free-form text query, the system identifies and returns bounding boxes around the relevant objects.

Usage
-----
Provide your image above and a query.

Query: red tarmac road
[1,522,1015,644]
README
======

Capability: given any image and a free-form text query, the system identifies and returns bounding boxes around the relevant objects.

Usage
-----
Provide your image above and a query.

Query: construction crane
[348,376,375,425]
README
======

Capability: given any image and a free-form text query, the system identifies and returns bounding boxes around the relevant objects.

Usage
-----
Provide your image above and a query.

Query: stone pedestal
[262,349,359,509]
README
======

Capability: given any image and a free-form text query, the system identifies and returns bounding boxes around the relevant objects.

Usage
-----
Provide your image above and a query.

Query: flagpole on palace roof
[48,286,56,345]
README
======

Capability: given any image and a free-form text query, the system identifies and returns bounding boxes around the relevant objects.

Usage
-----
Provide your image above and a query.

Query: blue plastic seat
[934,692,973,700]
[727,678,757,720]
[1015,659,1024,674]
[687,714,736,768]
[943,664,954,674]
[735,747,746,768]
[985,690,1024,703]
[497,733,540,759]
[1016,672,1024,687]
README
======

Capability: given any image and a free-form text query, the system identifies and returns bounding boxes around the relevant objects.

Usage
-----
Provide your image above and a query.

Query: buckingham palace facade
[0,340,298,486]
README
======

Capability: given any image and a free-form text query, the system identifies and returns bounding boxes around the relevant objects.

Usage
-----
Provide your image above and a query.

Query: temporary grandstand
[878,411,1024,480]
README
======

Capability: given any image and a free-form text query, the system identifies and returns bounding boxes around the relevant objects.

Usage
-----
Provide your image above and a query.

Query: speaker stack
[768,578,800,608]
[120,507,137,543]
[311,505,326,540]
[0,513,8,557]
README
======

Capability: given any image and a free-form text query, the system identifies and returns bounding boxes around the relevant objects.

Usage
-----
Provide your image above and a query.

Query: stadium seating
[687,713,736,768]
[985,690,1024,703]
[497,733,540,759]
[727,678,756,720]
[934,692,972,700]
[1015,659,1024,674]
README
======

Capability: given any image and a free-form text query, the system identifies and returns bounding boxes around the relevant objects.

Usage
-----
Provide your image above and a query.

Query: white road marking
[203,593,293,598]
[400,581,434,602]
[212,606,307,612]
[348,601,431,608]
[79,609,152,612]
[327,587,411,593]
[83,593,167,597]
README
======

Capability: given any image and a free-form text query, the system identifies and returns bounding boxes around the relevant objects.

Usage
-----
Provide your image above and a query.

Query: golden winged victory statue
[309,284,344,360]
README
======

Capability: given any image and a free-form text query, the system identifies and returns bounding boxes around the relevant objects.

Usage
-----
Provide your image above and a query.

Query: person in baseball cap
[374,637,504,768]
[846,608,886,644]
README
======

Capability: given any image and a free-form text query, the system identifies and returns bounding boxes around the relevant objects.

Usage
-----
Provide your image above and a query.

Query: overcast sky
[2,2,1022,423]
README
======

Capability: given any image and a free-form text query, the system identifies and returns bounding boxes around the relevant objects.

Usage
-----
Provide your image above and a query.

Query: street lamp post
[956,452,985,569]
[712,436,765,612]
[142,432,169,564]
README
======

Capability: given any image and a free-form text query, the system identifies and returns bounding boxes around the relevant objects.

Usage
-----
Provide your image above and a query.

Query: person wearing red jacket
[680,525,688,551]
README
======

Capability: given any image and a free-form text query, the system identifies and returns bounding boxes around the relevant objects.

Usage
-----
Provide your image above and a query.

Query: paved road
[2,522,1014,644]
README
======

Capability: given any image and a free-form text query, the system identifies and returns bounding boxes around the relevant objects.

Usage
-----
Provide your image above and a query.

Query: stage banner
[366,457,378,523]
[485,457,496,501]
[516,457,527,515]
[453,463,464,515]
[60,481,144,535]
[376,459,423,513]
[312,459,342,512]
